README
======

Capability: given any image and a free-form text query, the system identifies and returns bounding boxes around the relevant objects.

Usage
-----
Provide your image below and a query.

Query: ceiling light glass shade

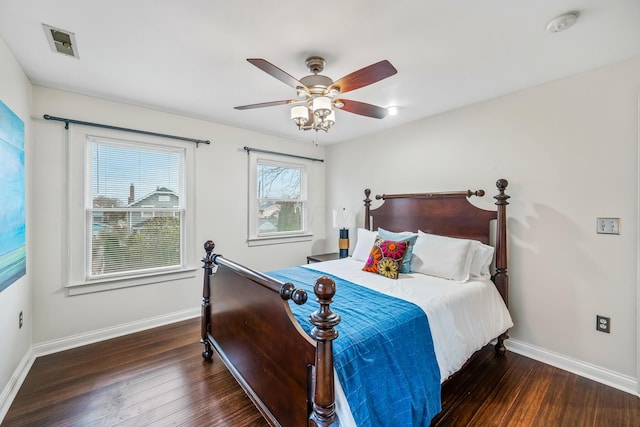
[291,105,309,126]
[325,109,336,126]
[312,96,332,118]
[318,110,335,132]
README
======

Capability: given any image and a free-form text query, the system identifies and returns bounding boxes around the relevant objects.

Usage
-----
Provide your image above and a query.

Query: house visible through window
[88,137,184,278]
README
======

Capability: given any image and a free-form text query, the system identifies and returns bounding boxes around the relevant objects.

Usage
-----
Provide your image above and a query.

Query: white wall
[0,37,33,413]
[30,86,326,344]
[325,56,640,381]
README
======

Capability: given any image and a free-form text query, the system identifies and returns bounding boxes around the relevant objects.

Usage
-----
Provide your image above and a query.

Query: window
[257,161,304,235]
[88,137,184,278]
[248,153,311,244]
[66,130,196,295]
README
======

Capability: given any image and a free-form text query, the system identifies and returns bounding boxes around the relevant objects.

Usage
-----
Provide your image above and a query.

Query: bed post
[309,276,341,427]
[364,189,372,230]
[493,179,510,355]
[201,240,214,361]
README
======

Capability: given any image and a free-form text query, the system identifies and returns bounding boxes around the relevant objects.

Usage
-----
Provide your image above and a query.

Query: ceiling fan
[234,56,397,133]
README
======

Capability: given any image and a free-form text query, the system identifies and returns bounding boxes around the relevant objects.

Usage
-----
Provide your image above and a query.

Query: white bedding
[302,257,513,426]
[303,258,513,381]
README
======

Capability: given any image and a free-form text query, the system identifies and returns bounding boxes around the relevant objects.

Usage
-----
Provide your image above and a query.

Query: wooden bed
[200,179,510,426]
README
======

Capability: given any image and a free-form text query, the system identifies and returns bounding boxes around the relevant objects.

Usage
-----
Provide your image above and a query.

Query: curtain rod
[243,146,324,162]
[43,114,211,147]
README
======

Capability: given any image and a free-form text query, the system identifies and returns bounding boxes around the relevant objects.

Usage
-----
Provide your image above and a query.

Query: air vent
[43,24,79,58]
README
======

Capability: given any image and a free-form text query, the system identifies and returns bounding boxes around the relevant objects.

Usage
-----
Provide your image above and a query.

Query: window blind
[87,137,184,278]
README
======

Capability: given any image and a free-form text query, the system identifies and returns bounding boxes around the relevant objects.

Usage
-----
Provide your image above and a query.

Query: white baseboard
[0,348,35,424]
[33,307,200,357]
[506,338,639,396]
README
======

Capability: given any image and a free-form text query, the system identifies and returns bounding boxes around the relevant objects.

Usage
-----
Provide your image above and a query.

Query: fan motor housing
[300,74,333,94]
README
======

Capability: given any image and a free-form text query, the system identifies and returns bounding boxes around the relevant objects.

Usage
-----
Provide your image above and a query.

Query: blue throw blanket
[267,267,441,427]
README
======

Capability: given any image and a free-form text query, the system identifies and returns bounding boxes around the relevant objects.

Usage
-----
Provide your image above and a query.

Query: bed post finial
[364,189,372,230]
[201,240,215,361]
[309,276,340,427]
[496,178,509,194]
[494,180,510,355]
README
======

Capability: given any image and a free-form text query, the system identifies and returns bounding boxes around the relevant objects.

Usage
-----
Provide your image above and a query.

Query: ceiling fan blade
[234,99,297,110]
[331,60,397,94]
[337,99,389,119]
[247,58,307,90]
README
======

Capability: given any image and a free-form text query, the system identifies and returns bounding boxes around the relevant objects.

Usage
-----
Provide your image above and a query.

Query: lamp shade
[291,105,309,125]
[312,96,332,118]
[325,109,336,126]
[332,208,354,229]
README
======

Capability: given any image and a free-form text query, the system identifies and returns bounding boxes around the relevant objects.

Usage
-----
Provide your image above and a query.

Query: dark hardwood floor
[3,318,639,426]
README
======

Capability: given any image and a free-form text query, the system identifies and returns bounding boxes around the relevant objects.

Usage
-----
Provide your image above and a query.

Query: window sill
[247,233,313,247]
[66,267,199,296]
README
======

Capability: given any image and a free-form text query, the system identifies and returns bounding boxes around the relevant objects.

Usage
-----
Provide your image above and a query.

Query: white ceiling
[1,1,639,144]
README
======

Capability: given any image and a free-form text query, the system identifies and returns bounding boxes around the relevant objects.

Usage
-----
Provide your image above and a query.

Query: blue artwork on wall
[0,99,25,293]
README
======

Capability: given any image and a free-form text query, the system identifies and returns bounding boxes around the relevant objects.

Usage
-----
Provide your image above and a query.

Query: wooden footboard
[201,241,340,427]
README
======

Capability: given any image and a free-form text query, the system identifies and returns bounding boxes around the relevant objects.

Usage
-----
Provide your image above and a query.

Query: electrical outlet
[19,311,23,329]
[596,315,610,333]
[597,218,619,234]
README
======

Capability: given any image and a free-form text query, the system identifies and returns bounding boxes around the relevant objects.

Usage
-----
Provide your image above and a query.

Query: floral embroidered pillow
[362,237,409,279]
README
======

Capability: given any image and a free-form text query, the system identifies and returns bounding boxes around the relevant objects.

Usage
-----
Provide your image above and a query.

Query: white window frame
[65,129,197,295]
[247,152,312,245]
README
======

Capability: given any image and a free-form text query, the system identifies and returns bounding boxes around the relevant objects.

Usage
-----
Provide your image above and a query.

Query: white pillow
[469,241,494,279]
[410,231,475,282]
[351,228,378,262]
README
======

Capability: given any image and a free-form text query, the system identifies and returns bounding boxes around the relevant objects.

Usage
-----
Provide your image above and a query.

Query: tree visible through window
[256,159,306,236]
[88,138,184,278]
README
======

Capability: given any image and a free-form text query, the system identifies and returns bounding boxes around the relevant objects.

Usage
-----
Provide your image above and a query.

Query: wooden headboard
[364,179,510,305]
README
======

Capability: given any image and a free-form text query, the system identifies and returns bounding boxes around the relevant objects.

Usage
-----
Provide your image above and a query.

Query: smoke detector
[43,24,79,58]
[546,11,579,33]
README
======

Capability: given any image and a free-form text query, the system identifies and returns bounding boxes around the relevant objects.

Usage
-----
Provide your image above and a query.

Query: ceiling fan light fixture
[236,56,398,137]
[312,96,332,118]
[291,105,309,127]
[324,110,336,127]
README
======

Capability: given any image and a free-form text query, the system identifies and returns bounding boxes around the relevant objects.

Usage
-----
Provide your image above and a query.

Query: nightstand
[306,253,341,263]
